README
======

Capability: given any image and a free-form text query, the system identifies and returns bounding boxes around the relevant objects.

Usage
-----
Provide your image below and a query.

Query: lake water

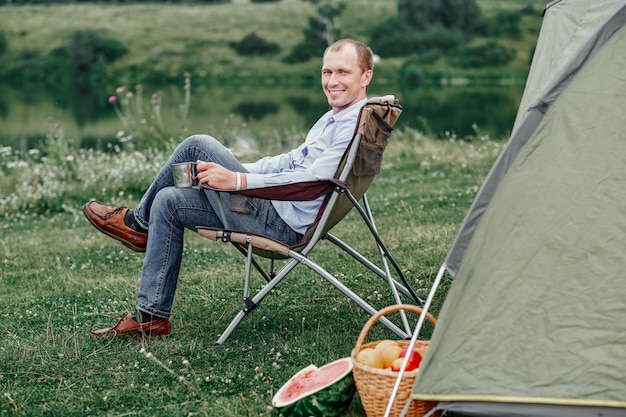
[0,83,524,152]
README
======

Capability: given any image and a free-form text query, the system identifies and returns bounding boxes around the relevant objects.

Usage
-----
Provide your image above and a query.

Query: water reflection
[232,100,280,121]
[0,84,523,152]
[400,86,522,139]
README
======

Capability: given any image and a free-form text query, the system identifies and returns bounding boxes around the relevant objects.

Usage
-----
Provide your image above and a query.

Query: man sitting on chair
[84,38,374,338]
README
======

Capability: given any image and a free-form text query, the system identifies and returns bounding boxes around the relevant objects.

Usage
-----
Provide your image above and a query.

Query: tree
[283,0,346,63]
[229,33,281,56]
[398,0,484,34]
[0,31,7,55]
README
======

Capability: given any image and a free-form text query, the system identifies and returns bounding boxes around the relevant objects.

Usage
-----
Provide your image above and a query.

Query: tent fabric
[434,402,626,417]
[412,1,626,415]
[513,0,626,132]
[444,0,626,276]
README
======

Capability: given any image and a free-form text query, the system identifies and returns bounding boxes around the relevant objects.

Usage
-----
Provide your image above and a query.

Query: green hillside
[0,0,547,87]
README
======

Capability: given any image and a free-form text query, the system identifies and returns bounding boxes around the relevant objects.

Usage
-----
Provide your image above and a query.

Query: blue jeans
[133,135,302,319]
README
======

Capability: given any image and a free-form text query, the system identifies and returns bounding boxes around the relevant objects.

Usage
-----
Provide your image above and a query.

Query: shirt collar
[330,97,368,121]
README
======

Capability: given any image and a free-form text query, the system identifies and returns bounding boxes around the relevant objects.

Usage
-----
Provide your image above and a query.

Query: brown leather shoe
[90,314,171,338]
[83,200,147,252]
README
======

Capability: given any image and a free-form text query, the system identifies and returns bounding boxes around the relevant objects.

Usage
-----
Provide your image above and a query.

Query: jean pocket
[229,194,251,215]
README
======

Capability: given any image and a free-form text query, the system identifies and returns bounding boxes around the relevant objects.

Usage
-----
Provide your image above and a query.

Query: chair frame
[198,96,422,345]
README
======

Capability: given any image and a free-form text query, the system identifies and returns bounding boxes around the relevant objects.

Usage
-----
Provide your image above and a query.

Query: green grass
[0,129,501,416]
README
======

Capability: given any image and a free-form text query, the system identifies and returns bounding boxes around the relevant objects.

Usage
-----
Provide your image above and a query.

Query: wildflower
[151,93,159,102]
[127,92,133,98]
[116,86,127,94]
[54,123,61,130]
[108,96,117,104]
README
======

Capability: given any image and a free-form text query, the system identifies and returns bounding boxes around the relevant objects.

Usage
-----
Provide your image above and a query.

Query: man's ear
[362,69,373,87]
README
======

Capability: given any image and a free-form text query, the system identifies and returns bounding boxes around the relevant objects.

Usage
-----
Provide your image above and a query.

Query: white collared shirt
[242,98,367,234]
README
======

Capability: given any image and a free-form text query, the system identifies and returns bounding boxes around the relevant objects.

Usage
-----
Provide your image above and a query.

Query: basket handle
[354,304,437,355]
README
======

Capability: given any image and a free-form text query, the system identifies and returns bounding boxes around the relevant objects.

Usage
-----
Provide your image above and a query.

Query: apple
[396,348,422,371]
[391,357,405,372]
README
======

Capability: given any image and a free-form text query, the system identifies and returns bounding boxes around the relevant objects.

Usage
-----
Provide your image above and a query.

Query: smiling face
[321,43,373,114]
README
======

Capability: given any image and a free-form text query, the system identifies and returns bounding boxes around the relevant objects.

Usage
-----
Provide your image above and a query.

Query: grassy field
[0,128,502,416]
[0,0,547,85]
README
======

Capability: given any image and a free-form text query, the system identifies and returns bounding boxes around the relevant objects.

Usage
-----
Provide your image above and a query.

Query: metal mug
[172,162,197,188]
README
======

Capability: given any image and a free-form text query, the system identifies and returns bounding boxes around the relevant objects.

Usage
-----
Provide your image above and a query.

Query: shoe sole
[82,203,147,253]
[91,329,171,338]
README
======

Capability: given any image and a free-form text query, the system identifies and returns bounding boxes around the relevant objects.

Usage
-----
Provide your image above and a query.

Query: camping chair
[197,96,422,345]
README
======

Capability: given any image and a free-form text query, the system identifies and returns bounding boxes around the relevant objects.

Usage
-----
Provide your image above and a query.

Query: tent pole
[386,264,448,417]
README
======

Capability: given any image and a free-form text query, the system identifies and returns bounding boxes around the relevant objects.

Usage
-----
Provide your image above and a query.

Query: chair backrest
[301,95,403,245]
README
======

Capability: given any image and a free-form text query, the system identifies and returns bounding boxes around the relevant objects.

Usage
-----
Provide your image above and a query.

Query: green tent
[409,1,626,416]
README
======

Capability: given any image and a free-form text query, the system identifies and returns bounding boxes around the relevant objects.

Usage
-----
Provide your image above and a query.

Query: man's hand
[196,161,246,190]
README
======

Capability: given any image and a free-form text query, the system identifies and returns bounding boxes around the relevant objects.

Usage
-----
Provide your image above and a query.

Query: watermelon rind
[272,357,355,417]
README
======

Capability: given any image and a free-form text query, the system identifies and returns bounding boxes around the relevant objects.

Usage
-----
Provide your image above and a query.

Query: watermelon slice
[272,357,355,417]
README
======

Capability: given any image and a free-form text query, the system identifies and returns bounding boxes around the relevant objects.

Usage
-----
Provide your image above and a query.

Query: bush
[282,18,335,63]
[490,10,522,39]
[0,31,7,55]
[368,15,417,57]
[450,41,514,68]
[520,3,537,15]
[282,39,323,63]
[399,0,484,34]
[369,16,464,57]
[419,24,465,52]
[3,30,126,90]
[72,30,128,63]
[230,32,281,56]
[399,58,426,88]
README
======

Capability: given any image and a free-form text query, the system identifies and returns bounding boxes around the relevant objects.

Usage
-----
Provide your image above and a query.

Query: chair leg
[215,258,301,345]
[345,192,423,305]
[232,243,273,283]
[215,249,412,344]
[325,233,417,300]
[287,251,411,339]
[215,309,247,345]
[362,195,411,333]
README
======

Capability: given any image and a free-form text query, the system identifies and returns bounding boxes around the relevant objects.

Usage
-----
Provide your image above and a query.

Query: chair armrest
[202,178,350,201]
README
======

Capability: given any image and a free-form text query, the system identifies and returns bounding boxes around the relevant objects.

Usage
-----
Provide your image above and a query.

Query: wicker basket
[351,304,439,417]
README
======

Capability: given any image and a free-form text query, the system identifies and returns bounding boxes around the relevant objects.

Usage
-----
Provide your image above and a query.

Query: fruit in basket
[391,357,405,372]
[374,340,400,354]
[355,347,384,369]
[391,348,423,372]
[377,343,403,369]
[272,357,355,417]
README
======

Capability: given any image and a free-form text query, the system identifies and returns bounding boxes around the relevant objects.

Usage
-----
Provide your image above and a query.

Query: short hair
[324,39,374,74]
